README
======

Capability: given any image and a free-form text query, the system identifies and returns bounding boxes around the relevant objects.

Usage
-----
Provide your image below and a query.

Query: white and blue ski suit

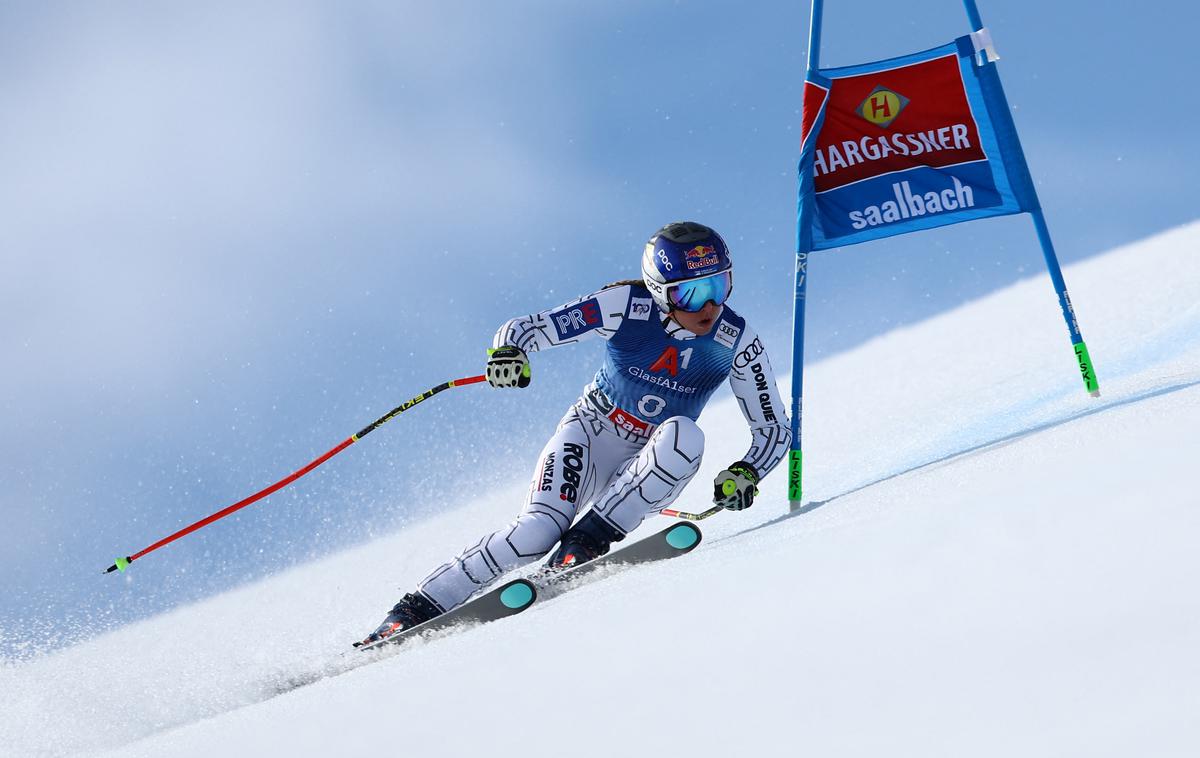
[418,282,791,613]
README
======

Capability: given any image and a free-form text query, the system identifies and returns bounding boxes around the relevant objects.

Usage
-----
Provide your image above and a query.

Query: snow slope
[4,222,1200,758]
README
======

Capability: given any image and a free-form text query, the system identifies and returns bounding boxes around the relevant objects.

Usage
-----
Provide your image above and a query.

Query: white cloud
[0,2,625,411]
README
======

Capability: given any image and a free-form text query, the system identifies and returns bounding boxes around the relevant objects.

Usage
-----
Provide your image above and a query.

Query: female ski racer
[361,221,791,644]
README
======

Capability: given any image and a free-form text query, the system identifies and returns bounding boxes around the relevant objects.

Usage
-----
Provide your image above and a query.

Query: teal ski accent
[499,581,535,610]
[665,523,700,550]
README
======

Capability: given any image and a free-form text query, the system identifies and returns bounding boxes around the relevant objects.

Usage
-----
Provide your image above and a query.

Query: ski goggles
[665,270,733,312]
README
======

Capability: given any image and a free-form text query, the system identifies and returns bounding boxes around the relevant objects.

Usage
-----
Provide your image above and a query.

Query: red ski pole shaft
[104,374,487,574]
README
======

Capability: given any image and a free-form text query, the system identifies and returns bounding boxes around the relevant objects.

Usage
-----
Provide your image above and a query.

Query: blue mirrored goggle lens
[666,271,732,312]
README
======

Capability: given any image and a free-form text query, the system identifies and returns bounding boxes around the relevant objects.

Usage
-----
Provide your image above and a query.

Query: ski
[353,577,536,652]
[352,522,700,652]
[532,521,703,593]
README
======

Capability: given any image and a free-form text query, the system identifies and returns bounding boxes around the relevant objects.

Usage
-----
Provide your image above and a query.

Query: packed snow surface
[4,222,1200,757]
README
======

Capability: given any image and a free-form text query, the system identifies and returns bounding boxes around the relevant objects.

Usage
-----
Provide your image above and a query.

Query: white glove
[486,346,531,388]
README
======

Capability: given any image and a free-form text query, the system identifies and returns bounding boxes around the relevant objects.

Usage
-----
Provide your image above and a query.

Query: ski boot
[546,510,625,569]
[356,591,441,647]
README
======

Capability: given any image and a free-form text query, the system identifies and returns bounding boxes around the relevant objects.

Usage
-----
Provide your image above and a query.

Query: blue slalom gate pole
[788,0,824,511]
[962,0,984,30]
[960,0,1100,397]
[788,251,808,511]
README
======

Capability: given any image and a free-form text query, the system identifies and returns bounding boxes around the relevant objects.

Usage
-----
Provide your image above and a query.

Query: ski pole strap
[104,374,487,575]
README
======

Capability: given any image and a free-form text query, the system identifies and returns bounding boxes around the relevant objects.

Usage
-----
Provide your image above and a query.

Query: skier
[361,221,791,644]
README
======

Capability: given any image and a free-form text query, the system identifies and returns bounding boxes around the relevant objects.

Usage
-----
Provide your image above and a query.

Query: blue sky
[2,0,1196,654]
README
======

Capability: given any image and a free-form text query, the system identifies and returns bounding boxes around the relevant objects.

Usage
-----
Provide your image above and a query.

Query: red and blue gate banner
[797,35,1040,252]
[787,2,1101,511]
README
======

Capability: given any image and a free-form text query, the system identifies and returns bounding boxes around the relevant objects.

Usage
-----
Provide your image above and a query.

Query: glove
[486,346,531,388]
[713,461,759,511]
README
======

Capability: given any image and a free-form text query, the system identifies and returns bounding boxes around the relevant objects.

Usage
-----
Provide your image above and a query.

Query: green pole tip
[108,556,131,573]
[1073,341,1099,395]
[787,449,803,505]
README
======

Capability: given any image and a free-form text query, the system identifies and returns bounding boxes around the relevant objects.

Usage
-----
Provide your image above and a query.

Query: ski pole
[103,374,488,574]
[659,504,725,521]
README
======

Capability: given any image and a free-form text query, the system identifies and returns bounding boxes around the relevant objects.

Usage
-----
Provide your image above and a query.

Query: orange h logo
[856,86,909,128]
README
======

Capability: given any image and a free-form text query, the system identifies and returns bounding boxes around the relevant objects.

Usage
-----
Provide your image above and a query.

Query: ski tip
[664,522,701,552]
[499,579,537,610]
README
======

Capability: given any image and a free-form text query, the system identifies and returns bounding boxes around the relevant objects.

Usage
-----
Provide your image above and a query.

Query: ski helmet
[640,222,733,313]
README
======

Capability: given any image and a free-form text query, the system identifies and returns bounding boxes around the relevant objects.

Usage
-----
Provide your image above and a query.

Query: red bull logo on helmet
[683,244,720,271]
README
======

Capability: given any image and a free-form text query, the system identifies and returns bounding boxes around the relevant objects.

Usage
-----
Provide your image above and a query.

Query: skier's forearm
[492,285,630,352]
[492,313,556,353]
[740,421,791,479]
[729,329,792,478]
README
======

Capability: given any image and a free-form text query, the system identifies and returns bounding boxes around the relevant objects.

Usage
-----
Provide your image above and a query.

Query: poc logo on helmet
[656,248,673,271]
